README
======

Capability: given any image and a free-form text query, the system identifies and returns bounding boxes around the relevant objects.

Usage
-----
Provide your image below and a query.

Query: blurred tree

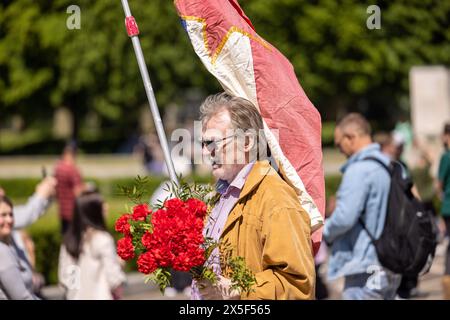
[0,0,449,148]
[242,0,450,125]
[0,0,218,141]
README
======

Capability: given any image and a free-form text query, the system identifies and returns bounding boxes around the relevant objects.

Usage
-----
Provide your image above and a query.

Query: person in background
[0,196,38,299]
[58,191,126,300]
[437,123,450,300]
[324,113,401,300]
[374,131,407,168]
[374,131,430,299]
[410,145,438,221]
[0,176,57,298]
[54,141,85,234]
[0,177,57,229]
[134,133,166,175]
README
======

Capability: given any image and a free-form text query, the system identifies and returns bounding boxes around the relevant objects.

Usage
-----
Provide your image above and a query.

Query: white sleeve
[13,194,50,229]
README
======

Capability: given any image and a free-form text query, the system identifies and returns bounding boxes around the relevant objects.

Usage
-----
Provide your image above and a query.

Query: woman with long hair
[0,196,38,300]
[58,191,126,299]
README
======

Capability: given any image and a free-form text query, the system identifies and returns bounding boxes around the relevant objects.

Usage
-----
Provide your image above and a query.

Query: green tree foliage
[0,0,449,142]
[0,0,217,138]
[242,0,450,122]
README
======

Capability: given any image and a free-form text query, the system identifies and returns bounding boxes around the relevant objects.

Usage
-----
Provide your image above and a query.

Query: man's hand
[198,276,240,300]
[35,177,57,199]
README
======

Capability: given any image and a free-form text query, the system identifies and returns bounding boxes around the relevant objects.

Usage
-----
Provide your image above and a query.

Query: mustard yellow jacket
[220,160,315,300]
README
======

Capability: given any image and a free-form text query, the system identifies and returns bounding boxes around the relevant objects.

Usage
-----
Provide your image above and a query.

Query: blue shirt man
[324,113,401,300]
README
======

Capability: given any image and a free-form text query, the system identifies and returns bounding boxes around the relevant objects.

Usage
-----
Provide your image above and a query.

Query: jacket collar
[238,160,272,200]
[221,160,273,235]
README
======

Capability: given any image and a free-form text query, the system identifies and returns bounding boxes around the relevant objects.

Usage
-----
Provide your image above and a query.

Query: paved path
[0,149,345,179]
[0,155,147,179]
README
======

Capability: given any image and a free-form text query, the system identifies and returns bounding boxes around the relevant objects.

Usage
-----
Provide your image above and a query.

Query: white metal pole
[120,0,178,185]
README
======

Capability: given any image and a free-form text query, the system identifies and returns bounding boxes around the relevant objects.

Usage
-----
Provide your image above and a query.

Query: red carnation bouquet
[115,177,255,294]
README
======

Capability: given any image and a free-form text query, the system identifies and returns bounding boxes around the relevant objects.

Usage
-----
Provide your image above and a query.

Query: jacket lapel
[221,160,272,233]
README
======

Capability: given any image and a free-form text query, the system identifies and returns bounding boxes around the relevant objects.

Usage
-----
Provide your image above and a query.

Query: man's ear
[243,134,255,152]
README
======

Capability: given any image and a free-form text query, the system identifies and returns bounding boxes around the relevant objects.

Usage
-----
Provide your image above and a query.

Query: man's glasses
[201,134,236,151]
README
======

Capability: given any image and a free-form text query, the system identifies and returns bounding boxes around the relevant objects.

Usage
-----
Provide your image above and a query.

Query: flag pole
[120,0,178,185]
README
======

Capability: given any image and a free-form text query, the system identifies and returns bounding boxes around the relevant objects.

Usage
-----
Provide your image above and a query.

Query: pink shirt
[191,162,255,300]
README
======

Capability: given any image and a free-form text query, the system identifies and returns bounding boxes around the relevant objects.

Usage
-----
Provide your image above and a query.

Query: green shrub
[1,175,213,199]
[30,227,62,285]
[0,178,41,199]
[322,122,336,147]
[325,175,341,199]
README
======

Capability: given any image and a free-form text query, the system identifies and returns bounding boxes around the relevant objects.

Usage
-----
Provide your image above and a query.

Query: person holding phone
[0,176,57,299]
[0,196,39,299]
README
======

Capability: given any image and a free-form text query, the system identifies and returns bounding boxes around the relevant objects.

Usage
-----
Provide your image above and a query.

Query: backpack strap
[357,156,392,242]
[362,156,393,176]
[358,215,376,243]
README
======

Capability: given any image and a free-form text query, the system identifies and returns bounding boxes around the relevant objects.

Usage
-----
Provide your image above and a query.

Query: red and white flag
[175,0,325,253]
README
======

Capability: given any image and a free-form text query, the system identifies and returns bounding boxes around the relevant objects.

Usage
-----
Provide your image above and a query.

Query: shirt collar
[216,161,256,195]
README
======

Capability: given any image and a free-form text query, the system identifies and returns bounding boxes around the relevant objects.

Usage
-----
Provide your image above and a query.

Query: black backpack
[359,157,438,276]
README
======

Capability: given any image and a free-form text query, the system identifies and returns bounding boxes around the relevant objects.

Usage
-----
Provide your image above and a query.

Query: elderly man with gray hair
[192,92,315,300]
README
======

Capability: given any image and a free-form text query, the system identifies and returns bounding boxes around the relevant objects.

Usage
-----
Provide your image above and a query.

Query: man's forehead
[203,110,233,136]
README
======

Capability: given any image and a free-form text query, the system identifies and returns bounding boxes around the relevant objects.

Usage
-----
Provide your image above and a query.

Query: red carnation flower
[117,236,135,260]
[119,195,211,280]
[151,209,166,226]
[186,198,207,218]
[172,247,205,271]
[137,252,158,274]
[141,231,158,250]
[115,214,132,234]
[152,246,175,267]
[132,204,151,221]
[164,198,184,210]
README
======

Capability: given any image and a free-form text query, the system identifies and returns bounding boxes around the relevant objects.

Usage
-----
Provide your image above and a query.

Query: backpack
[359,156,438,276]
